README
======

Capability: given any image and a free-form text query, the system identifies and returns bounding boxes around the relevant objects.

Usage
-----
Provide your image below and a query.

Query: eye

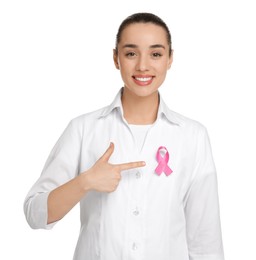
[125,52,137,57]
[152,52,163,58]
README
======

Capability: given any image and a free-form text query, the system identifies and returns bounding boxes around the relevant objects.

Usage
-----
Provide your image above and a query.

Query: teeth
[135,77,152,82]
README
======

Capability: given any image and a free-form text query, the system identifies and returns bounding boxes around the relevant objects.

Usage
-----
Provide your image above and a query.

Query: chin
[124,82,159,96]
[132,88,158,98]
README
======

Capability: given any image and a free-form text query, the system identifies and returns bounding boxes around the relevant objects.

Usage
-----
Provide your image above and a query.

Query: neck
[121,87,159,125]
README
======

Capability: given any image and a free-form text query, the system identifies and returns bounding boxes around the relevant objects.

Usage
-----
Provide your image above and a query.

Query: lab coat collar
[99,87,181,126]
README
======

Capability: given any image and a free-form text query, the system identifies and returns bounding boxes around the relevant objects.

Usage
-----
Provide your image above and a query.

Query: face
[114,23,173,98]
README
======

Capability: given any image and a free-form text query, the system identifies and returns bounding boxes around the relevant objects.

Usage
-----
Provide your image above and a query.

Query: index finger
[115,161,146,171]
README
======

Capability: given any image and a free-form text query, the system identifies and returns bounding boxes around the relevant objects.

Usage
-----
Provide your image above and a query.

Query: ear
[167,49,174,70]
[113,49,119,70]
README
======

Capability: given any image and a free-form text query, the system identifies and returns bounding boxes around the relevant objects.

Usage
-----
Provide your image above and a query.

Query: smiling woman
[24,12,225,260]
[114,16,173,101]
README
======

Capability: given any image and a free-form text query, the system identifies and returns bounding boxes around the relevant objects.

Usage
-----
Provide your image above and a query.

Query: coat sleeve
[184,126,225,260]
[23,118,82,229]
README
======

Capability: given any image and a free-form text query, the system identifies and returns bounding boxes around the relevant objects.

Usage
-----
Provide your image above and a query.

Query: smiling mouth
[133,76,154,86]
[134,76,153,82]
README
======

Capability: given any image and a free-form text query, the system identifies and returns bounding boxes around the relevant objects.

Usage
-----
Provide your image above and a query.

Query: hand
[84,142,145,193]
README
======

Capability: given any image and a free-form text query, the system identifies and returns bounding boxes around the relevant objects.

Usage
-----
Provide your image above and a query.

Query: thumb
[99,142,115,162]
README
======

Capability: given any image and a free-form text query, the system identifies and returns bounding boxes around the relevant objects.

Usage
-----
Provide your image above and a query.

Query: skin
[47,22,173,224]
[114,23,173,124]
[47,143,145,223]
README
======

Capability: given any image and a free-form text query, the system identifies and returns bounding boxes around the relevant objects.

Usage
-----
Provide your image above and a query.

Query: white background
[0,0,255,259]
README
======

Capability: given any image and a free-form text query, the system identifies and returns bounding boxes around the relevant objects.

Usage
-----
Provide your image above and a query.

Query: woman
[24,12,224,260]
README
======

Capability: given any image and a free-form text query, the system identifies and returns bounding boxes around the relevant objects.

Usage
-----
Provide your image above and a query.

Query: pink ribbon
[155,146,173,176]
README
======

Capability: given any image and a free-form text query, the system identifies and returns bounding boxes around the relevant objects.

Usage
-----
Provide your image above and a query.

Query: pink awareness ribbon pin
[155,146,173,176]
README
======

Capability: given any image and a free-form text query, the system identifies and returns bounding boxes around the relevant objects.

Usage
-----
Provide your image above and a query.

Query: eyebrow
[122,44,166,50]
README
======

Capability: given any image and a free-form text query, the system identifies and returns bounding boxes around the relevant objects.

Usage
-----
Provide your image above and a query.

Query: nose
[135,55,149,72]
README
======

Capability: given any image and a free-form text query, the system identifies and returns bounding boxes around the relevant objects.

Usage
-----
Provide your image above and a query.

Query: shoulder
[62,105,108,136]
[72,106,108,123]
[165,107,207,135]
[160,94,207,134]
[164,110,212,150]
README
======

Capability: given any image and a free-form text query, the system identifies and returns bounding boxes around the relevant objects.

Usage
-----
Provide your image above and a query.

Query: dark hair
[115,12,172,56]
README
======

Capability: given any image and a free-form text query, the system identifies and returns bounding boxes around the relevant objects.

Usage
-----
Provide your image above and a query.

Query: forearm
[47,173,90,224]
[47,142,145,224]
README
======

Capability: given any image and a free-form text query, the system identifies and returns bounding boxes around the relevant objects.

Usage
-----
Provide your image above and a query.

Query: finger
[116,161,146,171]
[99,142,115,162]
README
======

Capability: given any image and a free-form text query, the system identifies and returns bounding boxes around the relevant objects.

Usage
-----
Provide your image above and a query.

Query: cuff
[24,191,58,230]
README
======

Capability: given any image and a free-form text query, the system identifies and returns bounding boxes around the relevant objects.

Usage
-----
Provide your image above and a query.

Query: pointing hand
[85,142,145,192]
